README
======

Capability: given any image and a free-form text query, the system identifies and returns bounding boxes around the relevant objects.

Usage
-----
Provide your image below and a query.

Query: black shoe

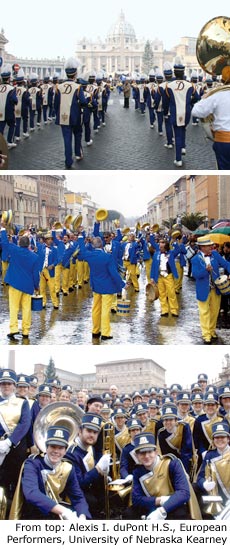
[203,339,212,345]
[69,287,74,292]
[42,305,46,309]
[111,308,117,314]
[53,306,59,310]
[84,280,89,284]
[117,293,122,298]
[63,292,68,296]
[92,332,101,338]
[56,292,60,297]
[161,313,169,317]
[172,313,179,317]
[7,332,19,340]
[22,334,29,339]
[78,285,82,289]
[101,335,113,340]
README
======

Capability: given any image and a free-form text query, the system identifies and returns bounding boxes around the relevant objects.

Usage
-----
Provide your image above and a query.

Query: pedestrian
[123,78,131,108]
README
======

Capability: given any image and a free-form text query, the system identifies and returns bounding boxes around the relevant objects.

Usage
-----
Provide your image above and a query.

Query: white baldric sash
[138,84,145,103]
[41,83,51,106]
[166,80,193,126]
[29,87,40,110]
[59,81,79,125]
[15,86,27,117]
[0,84,14,121]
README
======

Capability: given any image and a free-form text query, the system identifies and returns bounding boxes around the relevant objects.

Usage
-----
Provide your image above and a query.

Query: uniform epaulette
[163,453,178,461]
[177,419,187,426]
[29,451,44,459]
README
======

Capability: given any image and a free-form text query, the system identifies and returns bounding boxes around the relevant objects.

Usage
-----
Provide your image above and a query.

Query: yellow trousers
[62,268,70,294]
[144,258,153,284]
[83,261,90,282]
[40,268,58,307]
[92,293,113,336]
[9,286,32,335]
[197,289,221,341]
[54,264,63,293]
[124,260,139,291]
[1,260,9,284]
[69,262,77,288]
[158,273,178,315]
[77,260,84,286]
[174,263,184,293]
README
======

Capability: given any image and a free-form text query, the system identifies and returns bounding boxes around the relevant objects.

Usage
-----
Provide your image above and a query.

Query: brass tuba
[196,16,230,75]
[0,487,7,520]
[33,401,84,453]
[72,213,83,231]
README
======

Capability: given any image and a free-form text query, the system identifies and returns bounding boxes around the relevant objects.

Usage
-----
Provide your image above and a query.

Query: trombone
[102,421,119,519]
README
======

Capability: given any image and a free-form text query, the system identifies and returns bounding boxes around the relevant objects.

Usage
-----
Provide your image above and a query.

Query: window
[82,45,86,50]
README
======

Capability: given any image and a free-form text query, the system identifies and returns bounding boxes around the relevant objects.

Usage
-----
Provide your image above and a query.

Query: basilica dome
[106,11,137,44]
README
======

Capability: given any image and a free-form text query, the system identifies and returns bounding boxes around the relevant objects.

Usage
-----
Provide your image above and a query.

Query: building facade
[94,358,166,394]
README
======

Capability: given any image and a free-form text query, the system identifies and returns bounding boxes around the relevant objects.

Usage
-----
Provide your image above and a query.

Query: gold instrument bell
[196,16,230,75]
[33,401,84,453]
[72,213,83,231]
[141,222,150,230]
[95,208,108,222]
[151,223,159,233]
[53,221,63,230]
[64,214,73,228]
[1,209,13,225]
[122,227,130,235]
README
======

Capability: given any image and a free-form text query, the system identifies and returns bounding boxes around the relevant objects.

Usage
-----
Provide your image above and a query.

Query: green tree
[44,357,57,383]
[142,40,154,75]
[181,212,207,231]
[162,217,177,230]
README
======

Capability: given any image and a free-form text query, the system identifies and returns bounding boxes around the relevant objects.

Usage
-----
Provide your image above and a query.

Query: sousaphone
[33,401,84,453]
[64,214,73,228]
[72,213,83,231]
[196,16,230,75]
[1,209,13,225]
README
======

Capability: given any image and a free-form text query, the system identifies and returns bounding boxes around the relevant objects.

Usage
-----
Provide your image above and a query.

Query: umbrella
[208,233,230,245]
[192,229,209,236]
[209,227,230,235]
[212,221,230,229]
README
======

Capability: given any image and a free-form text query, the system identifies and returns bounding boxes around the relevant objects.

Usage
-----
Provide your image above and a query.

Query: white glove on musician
[0,438,12,454]
[124,474,133,483]
[159,496,170,506]
[203,480,216,492]
[147,507,167,520]
[59,507,78,520]
[96,454,111,475]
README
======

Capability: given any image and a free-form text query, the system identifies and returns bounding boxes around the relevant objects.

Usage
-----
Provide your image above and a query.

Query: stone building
[0,174,14,214]
[94,358,166,394]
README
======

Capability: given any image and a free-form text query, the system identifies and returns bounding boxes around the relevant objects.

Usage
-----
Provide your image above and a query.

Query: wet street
[0,265,229,346]
[8,92,216,170]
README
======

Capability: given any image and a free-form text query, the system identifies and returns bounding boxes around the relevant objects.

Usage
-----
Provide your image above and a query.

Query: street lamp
[18,191,24,227]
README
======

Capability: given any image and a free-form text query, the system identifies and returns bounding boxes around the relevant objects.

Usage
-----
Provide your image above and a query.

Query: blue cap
[191,393,204,403]
[121,394,132,402]
[132,391,142,400]
[149,387,157,395]
[127,418,142,430]
[204,392,219,404]
[29,375,38,387]
[176,392,191,404]
[148,399,160,408]
[206,385,217,394]
[134,403,148,415]
[140,389,150,397]
[161,404,178,418]
[134,432,156,452]
[0,369,17,384]
[38,384,52,395]
[197,373,208,382]
[47,378,61,388]
[17,374,30,387]
[157,388,167,397]
[170,384,182,393]
[191,382,202,392]
[212,422,230,438]
[46,425,70,447]
[218,385,230,398]
[102,392,112,401]
[62,385,73,393]
[81,413,102,432]
[113,406,127,418]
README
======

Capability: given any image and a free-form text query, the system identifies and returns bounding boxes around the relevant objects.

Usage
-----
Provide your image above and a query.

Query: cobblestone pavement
[8,93,217,170]
[0,265,229,346]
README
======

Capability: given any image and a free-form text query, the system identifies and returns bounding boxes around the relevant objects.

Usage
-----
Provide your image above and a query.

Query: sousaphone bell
[95,208,108,222]
[196,16,230,75]
[1,209,13,225]
[33,401,84,453]
[72,213,83,231]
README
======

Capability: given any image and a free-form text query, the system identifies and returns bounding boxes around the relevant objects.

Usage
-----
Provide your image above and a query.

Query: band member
[218,385,230,420]
[0,224,40,340]
[0,369,31,509]
[193,392,224,464]
[54,57,88,168]
[119,418,142,480]
[195,421,230,513]
[10,425,91,520]
[191,66,230,169]
[130,432,198,520]
[14,69,31,140]
[28,73,43,131]
[150,238,179,317]
[65,413,109,518]
[0,64,18,148]
[37,232,59,309]
[157,404,193,474]
[191,235,230,344]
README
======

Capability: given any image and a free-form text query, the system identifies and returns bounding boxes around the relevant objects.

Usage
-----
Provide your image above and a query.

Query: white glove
[147,507,167,520]
[0,438,12,454]
[203,480,216,492]
[59,507,78,520]
[159,496,170,506]
[96,454,111,474]
[124,474,133,483]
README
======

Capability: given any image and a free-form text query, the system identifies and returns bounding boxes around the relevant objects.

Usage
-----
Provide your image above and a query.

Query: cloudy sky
[2,1,229,59]
[1,345,229,388]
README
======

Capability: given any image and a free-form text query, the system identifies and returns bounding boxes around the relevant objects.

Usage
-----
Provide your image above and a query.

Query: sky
[65,171,185,218]
[2,1,230,59]
[1,345,229,388]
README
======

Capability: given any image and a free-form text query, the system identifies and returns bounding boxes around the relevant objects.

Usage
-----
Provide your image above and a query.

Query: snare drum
[186,246,196,260]
[214,275,230,295]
